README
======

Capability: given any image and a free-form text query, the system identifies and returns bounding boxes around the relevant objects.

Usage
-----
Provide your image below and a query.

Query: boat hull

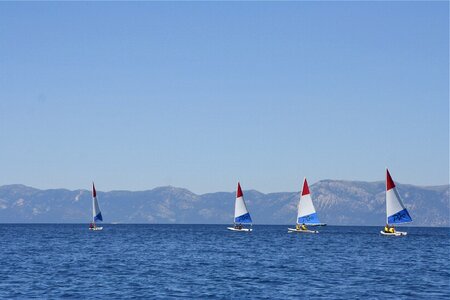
[288,228,318,234]
[89,227,103,231]
[227,227,252,232]
[380,230,407,236]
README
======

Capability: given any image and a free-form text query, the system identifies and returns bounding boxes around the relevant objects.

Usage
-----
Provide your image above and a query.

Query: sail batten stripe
[235,212,252,224]
[298,212,320,225]
[388,208,412,224]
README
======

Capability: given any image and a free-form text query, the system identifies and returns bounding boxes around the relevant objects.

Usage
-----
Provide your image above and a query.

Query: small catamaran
[288,178,325,233]
[380,169,412,236]
[89,182,103,231]
[227,182,253,232]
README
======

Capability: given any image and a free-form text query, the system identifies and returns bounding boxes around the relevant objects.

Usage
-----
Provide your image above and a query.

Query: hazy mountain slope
[0,181,448,226]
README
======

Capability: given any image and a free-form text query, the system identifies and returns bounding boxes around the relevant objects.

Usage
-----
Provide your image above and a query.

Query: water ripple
[0,224,448,299]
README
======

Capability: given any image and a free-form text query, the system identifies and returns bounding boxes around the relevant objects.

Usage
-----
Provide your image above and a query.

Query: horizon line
[0,223,448,228]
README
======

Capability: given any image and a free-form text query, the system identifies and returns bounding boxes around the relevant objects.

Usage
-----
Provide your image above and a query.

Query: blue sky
[0,1,448,193]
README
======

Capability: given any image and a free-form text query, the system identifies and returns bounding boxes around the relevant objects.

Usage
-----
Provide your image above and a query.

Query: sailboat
[288,178,325,233]
[380,169,412,236]
[89,182,103,231]
[227,182,253,232]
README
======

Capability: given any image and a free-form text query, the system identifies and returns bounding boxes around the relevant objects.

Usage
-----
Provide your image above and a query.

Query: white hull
[89,227,103,231]
[227,227,252,232]
[380,230,406,236]
[288,228,318,234]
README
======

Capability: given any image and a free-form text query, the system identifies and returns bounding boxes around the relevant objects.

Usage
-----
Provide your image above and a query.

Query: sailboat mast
[92,182,96,225]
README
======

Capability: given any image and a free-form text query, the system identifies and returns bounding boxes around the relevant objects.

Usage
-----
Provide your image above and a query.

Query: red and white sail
[92,182,103,223]
[233,182,252,224]
[297,178,321,225]
[385,169,412,224]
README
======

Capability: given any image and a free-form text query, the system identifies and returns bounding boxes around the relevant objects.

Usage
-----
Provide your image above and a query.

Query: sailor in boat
[389,226,395,233]
[234,224,243,230]
[89,223,94,229]
[295,223,308,231]
[384,224,396,234]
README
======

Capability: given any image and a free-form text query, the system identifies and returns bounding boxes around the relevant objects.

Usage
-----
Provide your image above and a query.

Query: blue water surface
[0,225,448,299]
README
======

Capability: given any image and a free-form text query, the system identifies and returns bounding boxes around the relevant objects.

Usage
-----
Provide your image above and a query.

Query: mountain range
[0,181,448,226]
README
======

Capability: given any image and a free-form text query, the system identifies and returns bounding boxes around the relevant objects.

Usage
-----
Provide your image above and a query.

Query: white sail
[92,183,103,223]
[297,178,321,225]
[234,182,252,224]
[386,169,412,225]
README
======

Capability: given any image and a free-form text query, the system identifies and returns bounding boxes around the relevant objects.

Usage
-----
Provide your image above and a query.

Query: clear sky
[0,1,448,193]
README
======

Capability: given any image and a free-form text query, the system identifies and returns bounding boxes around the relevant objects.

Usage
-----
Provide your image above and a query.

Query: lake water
[0,225,448,299]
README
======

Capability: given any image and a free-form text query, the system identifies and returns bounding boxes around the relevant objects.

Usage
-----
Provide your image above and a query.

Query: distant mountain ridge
[0,181,448,226]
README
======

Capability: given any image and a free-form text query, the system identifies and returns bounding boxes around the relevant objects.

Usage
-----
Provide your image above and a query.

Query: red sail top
[236,182,243,198]
[92,183,97,198]
[386,169,396,191]
[302,178,310,196]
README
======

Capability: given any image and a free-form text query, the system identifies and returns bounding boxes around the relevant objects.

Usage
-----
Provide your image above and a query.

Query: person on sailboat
[384,224,390,233]
[389,226,395,233]
[301,223,307,231]
[89,223,94,229]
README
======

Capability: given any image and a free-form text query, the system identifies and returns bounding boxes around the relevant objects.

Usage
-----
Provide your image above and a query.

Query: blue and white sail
[297,178,321,225]
[234,182,252,224]
[386,169,412,225]
[92,183,103,223]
